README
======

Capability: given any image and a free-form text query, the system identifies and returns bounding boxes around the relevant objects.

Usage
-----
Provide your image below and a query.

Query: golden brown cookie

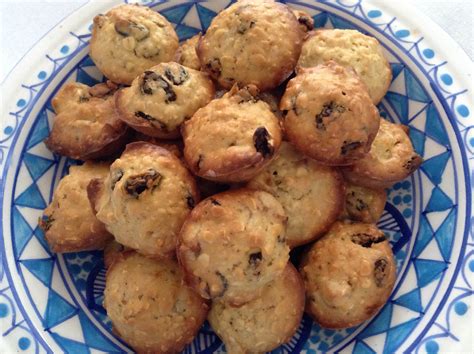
[297,29,392,104]
[103,240,129,268]
[116,62,215,139]
[300,221,396,329]
[340,183,387,223]
[90,4,178,85]
[248,142,345,247]
[104,251,208,353]
[39,162,112,253]
[280,62,380,166]
[182,84,282,182]
[45,81,128,160]
[177,189,289,306]
[175,33,201,70]
[342,118,423,188]
[88,142,199,258]
[198,0,304,90]
[208,263,305,353]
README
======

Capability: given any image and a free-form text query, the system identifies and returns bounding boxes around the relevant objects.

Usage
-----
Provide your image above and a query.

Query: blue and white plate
[1,1,473,353]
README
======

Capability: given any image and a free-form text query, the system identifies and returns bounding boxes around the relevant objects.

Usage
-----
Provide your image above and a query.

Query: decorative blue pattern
[0,0,472,353]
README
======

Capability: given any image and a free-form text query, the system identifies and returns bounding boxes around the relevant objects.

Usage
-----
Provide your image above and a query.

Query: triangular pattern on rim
[382,318,420,354]
[23,152,54,181]
[196,3,217,30]
[393,288,423,313]
[358,303,393,339]
[433,207,457,262]
[421,150,451,185]
[78,312,121,352]
[12,206,34,257]
[43,289,78,330]
[425,186,453,212]
[412,214,434,258]
[413,259,448,288]
[26,109,51,150]
[161,3,193,24]
[14,182,46,209]
[20,258,54,287]
[425,103,449,146]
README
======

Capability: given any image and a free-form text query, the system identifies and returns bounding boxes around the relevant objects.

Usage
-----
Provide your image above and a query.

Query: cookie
[195,177,232,200]
[198,0,304,90]
[300,221,396,329]
[90,4,179,85]
[175,33,201,70]
[342,118,423,188]
[298,29,392,104]
[248,142,345,247]
[104,251,208,353]
[280,62,380,166]
[103,240,129,268]
[45,81,128,160]
[116,62,215,139]
[208,263,305,353]
[292,9,314,32]
[341,183,387,223]
[182,84,282,182]
[129,131,184,159]
[40,162,112,253]
[177,189,289,306]
[88,142,199,258]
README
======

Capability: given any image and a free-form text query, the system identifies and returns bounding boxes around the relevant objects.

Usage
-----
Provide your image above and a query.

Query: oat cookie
[208,263,305,353]
[280,62,380,165]
[198,0,304,90]
[45,81,128,160]
[90,4,179,85]
[298,29,392,104]
[177,189,289,306]
[342,118,422,188]
[40,162,112,253]
[175,33,201,70]
[88,142,199,258]
[116,62,215,139]
[248,142,345,247]
[183,84,282,182]
[300,221,396,329]
[103,240,129,268]
[341,183,387,223]
[104,252,208,353]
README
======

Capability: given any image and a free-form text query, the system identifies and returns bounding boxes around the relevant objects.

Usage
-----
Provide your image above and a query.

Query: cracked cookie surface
[177,189,289,306]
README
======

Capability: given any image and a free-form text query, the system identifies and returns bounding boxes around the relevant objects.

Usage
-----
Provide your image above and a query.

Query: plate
[1,1,473,353]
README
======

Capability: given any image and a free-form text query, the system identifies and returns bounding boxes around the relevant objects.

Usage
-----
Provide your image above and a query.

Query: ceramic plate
[1,1,473,353]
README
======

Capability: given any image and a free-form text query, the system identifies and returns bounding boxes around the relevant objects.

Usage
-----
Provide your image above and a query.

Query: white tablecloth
[1,0,472,83]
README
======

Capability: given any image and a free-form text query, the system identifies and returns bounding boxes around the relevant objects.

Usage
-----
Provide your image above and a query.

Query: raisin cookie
[45,81,128,160]
[248,142,345,247]
[340,183,387,223]
[103,240,129,268]
[90,4,179,85]
[40,162,112,253]
[88,142,199,258]
[198,0,304,90]
[208,263,304,353]
[300,221,396,329]
[183,85,282,182]
[298,29,392,104]
[280,62,380,166]
[292,9,314,32]
[175,33,201,70]
[116,62,215,139]
[342,118,423,188]
[177,189,289,306]
[104,252,208,353]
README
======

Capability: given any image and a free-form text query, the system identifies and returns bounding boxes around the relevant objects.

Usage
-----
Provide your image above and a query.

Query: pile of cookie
[39,1,422,353]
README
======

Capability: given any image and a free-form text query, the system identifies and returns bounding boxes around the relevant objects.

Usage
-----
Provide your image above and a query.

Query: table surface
[0,0,473,83]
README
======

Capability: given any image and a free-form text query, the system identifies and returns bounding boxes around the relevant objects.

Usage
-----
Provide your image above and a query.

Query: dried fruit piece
[253,127,273,158]
[205,58,222,78]
[315,102,346,130]
[114,19,149,41]
[186,195,195,209]
[134,111,167,130]
[164,66,189,86]
[351,233,386,248]
[110,169,124,190]
[140,71,177,103]
[124,168,162,198]
[374,258,389,287]
[341,141,362,156]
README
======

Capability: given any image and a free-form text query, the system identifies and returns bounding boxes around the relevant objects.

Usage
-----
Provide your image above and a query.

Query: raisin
[237,20,255,34]
[354,198,368,211]
[374,258,389,287]
[186,195,195,209]
[215,271,228,297]
[39,215,54,231]
[164,66,189,86]
[205,58,221,78]
[124,169,162,198]
[351,233,386,248]
[140,71,176,103]
[210,198,221,206]
[315,102,346,130]
[79,96,90,103]
[253,127,274,158]
[135,111,167,130]
[237,85,259,103]
[248,252,262,268]
[298,16,313,31]
[114,19,149,41]
[111,169,124,190]
[341,141,362,155]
